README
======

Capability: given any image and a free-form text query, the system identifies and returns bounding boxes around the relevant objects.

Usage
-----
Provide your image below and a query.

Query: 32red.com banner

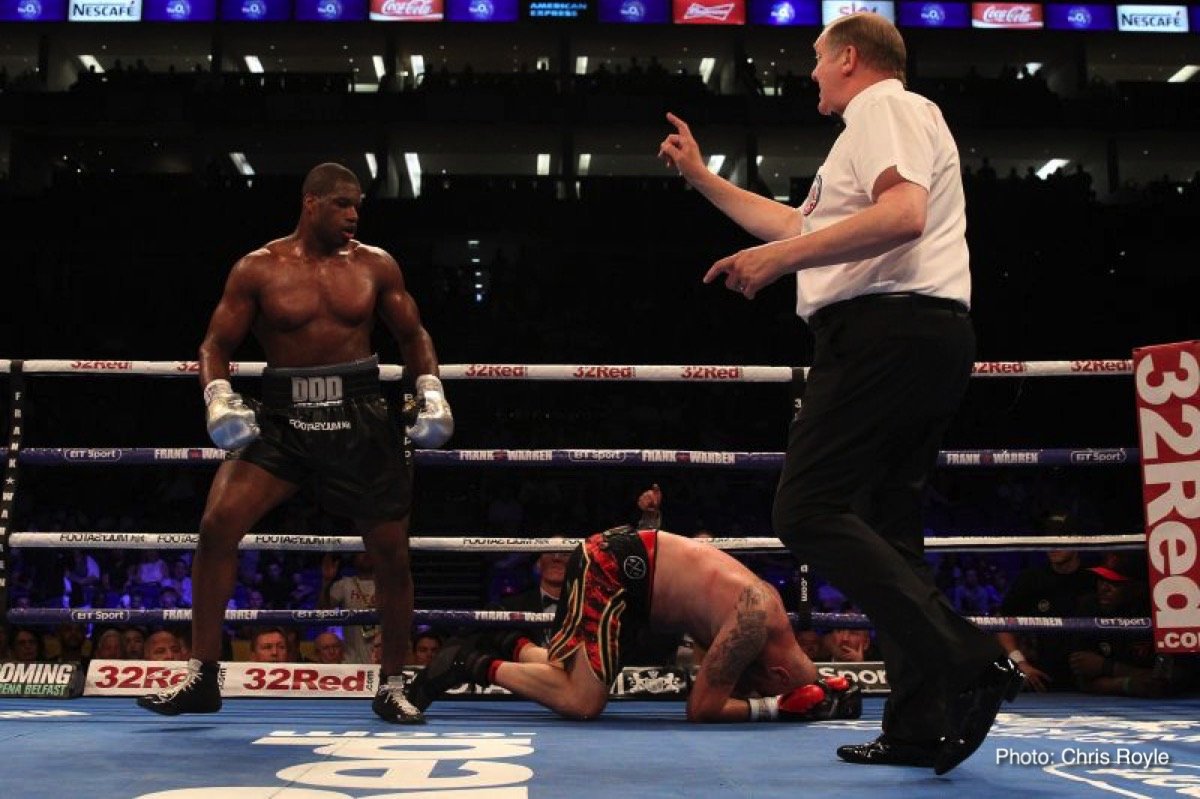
[1133,341,1200,654]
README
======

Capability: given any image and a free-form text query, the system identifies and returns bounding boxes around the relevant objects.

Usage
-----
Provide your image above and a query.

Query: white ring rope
[8,532,1145,552]
[1,359,1134,380]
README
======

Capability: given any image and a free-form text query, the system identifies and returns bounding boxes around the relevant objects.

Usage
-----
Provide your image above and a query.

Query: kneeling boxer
[410,527,861,723]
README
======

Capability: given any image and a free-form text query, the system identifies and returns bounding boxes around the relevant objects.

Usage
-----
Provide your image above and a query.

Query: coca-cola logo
[983,4,1029,22]
[380,0,433,13]
[972,2,1042,27]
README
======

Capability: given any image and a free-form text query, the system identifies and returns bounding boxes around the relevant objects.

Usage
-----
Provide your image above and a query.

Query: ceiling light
[1035,158,1068,180]
[78,55,104,74]
[1167,65,1198,83]
[404,152,421,197]
[228,152,255,176]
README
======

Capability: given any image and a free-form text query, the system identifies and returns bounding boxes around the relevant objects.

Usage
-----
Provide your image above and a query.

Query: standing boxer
[138,162,452,724]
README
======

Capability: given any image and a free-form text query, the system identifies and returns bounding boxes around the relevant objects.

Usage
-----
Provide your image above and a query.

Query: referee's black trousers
[772,293,1003,744]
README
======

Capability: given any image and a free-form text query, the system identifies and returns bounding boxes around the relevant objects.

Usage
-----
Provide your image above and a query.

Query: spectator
[54,622,88,664]
[795,629,829,662]
[484,549,568,650]
[249,628,288,663]
[410,631,442,666]
[137,549,169,586]
[91,628,124,660]
[284,628,307,663]
[289,572,316,608]
[951,568,992,615]
[319,553,377,665]
[122,627,146,659]
[314,631,346,664]
[160,586,184,610]
[65,550,101,607]
[9,628,43,662]
[161,560,193,606]
[996,511,1095,692]
[260,561,292,608]
[144,630,185,661]
[1068,560,1159,697]
[823,628,878,663]
[815,581,848,612]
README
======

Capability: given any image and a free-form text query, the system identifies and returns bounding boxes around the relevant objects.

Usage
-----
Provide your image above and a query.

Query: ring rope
[5,606,1152,635]
[17,447,1140,468]
[1,359,1134,380]
[8,532,1146,552]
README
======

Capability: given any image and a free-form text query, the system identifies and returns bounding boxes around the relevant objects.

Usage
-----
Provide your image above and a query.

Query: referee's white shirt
[795,78,971,321]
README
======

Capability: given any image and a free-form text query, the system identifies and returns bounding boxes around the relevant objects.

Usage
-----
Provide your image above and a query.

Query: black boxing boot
[137,659,221,716]
[372,674,426,725]
[407,640,501,712]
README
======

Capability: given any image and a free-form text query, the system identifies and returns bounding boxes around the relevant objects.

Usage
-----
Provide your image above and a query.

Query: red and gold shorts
[546,526,658,685]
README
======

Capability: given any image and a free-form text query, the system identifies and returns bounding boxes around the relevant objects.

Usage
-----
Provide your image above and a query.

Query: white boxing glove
[204,379,260,450]
[406,374,454,448]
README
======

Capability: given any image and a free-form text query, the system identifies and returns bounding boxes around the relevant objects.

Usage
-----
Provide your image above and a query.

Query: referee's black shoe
[837,735,938,767]
[935,657,1024,774]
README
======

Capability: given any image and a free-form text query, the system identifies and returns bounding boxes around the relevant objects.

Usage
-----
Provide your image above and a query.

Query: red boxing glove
[749,675,862,722]
[778,683,831,719]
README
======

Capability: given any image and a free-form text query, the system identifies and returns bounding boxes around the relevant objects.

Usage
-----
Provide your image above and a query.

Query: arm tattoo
[707,583,769,686]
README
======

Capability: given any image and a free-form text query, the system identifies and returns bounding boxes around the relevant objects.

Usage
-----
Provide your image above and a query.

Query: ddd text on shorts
[996,747,1170,767]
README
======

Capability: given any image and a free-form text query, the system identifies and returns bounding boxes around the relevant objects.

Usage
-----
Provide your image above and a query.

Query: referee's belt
[809,292,969,331]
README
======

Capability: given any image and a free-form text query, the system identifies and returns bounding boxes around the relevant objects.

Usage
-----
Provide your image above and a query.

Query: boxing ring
[2,357,1199,798]
[3,693,1199,798]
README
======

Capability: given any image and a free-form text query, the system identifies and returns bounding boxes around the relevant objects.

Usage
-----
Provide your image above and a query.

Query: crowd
[5,482,1194,698]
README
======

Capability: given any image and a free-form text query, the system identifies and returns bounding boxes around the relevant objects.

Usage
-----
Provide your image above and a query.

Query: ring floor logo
[135,731,537,798]
[1047,760,1200,796]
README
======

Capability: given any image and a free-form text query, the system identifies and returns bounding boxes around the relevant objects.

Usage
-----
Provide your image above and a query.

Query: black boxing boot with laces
[137,658,222,716]
[373,675,426,724]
